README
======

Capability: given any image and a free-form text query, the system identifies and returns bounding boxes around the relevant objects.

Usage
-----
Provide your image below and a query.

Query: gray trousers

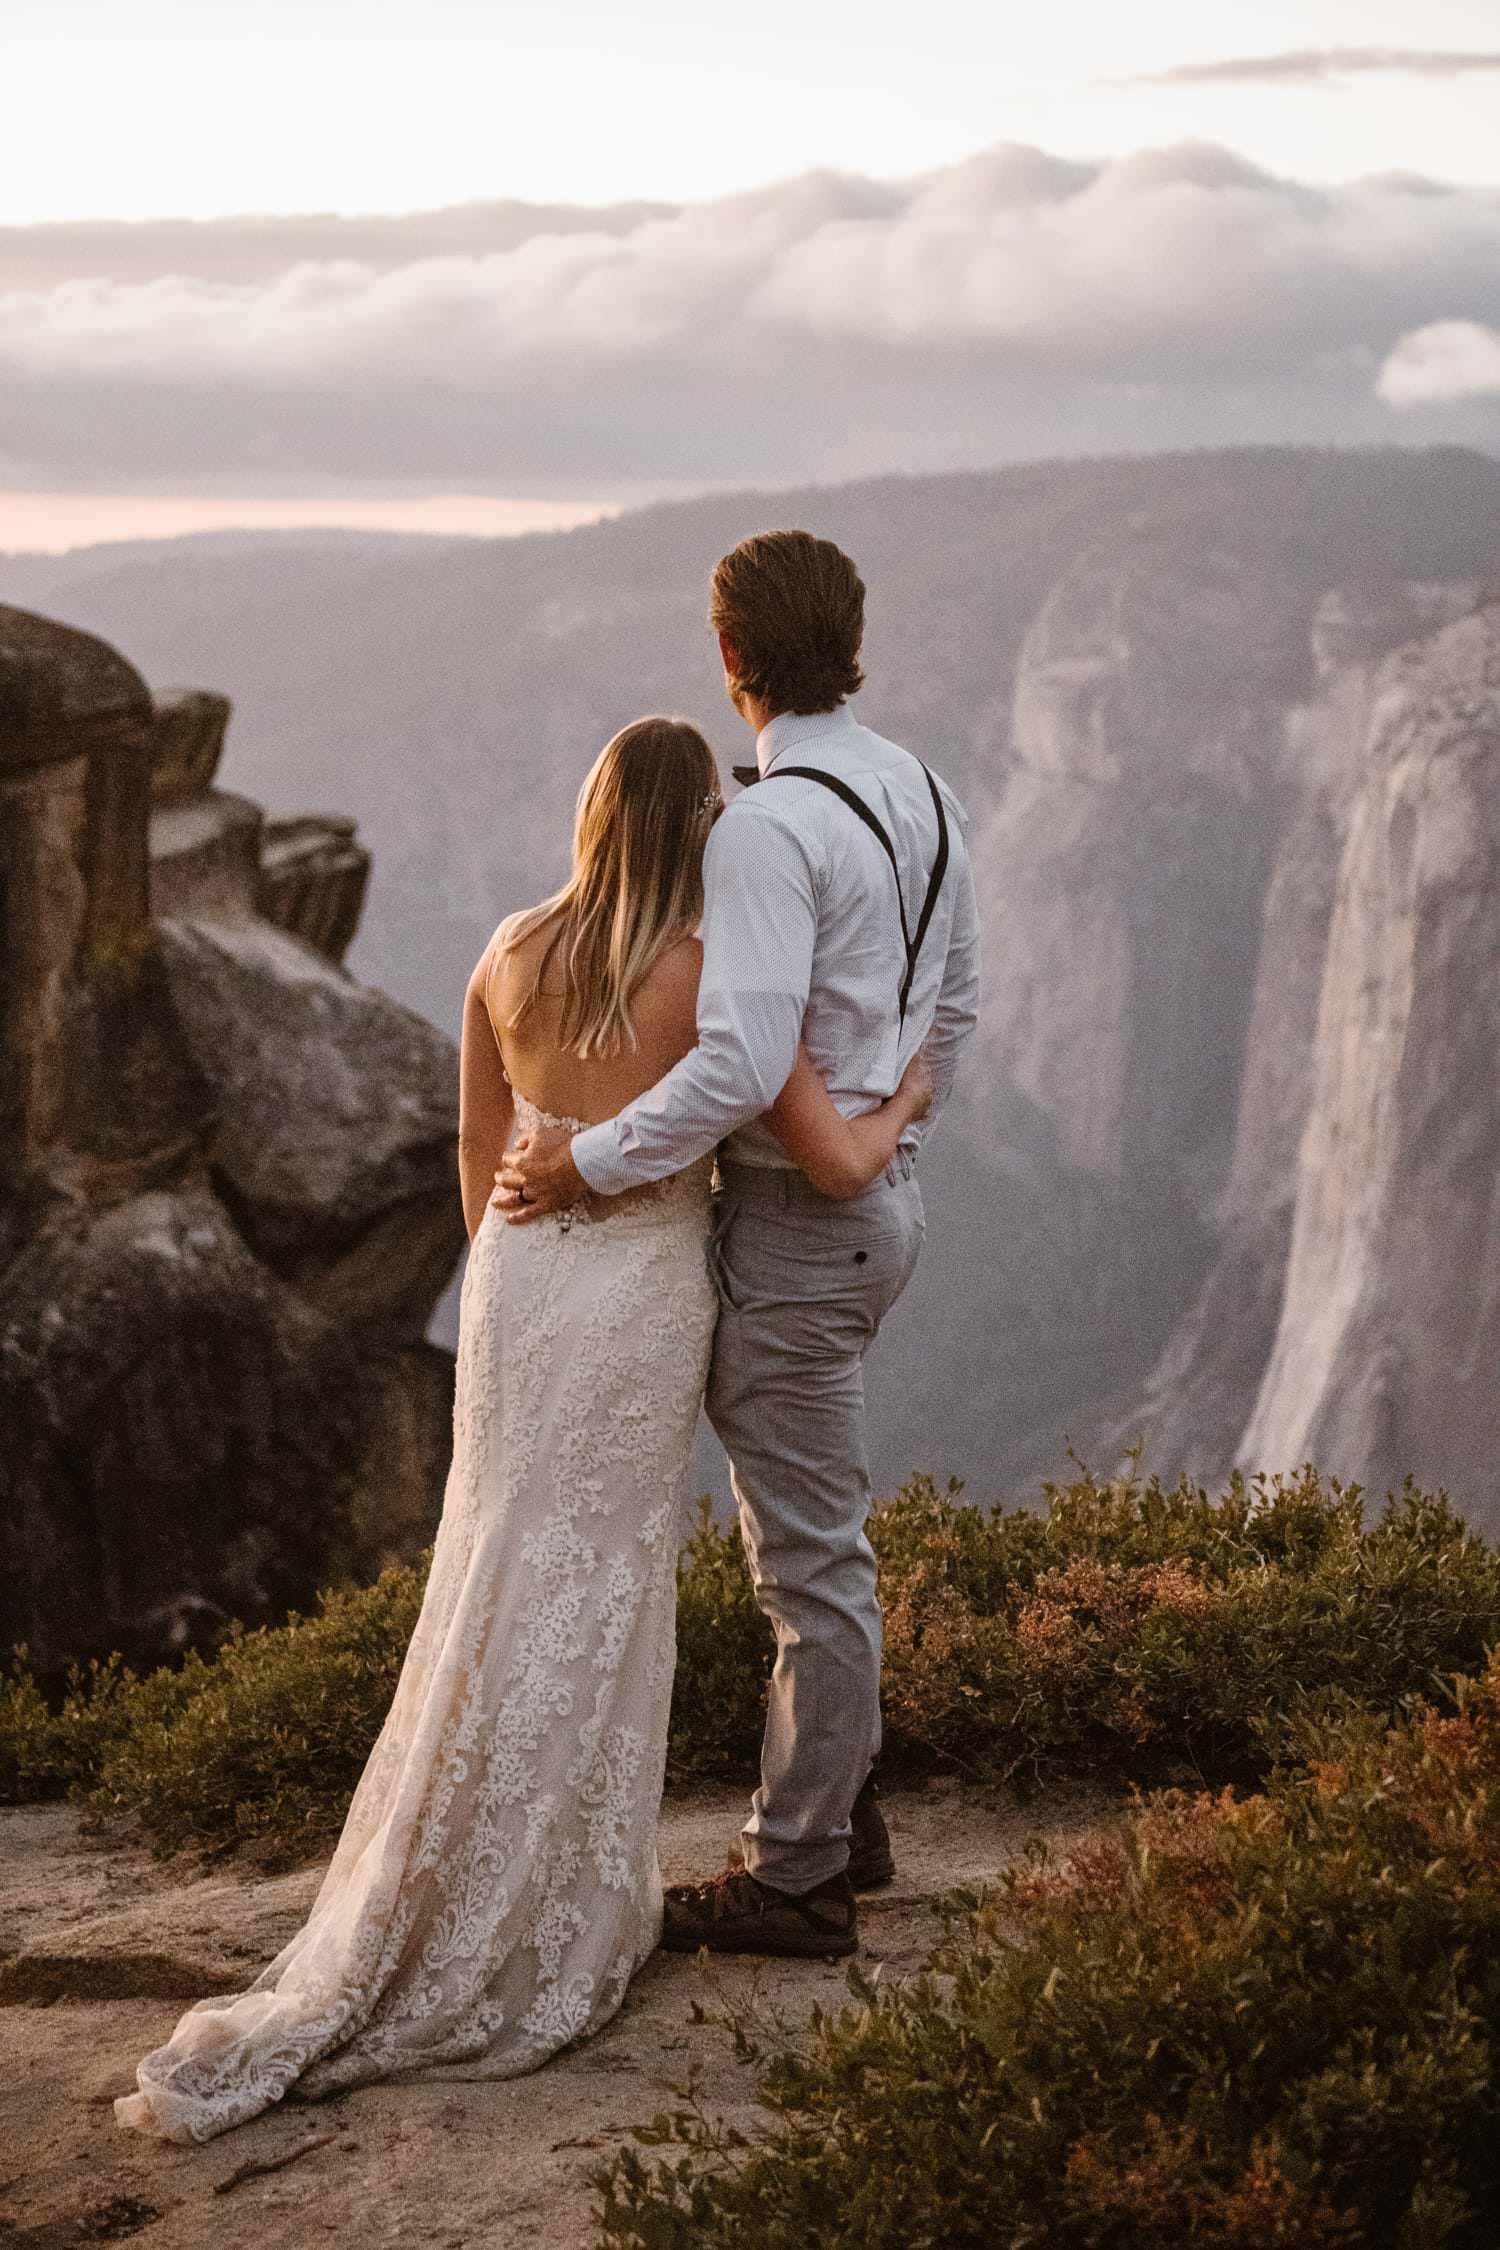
[704,1151,926,1892]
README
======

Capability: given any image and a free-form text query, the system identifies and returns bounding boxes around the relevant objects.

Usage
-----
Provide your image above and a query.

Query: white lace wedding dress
[115,1095,717,2144]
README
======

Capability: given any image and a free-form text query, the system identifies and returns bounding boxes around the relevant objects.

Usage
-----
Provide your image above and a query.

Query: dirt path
[1,1781,1112,2250]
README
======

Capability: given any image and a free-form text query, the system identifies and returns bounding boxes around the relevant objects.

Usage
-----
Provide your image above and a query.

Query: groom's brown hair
[710,529,865,716]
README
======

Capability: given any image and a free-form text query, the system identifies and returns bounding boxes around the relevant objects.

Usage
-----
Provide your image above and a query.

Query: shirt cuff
[571,1118,632,1196]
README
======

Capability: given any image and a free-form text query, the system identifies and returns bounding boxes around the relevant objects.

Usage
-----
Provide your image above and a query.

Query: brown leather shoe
[847,1773,896,1891]
[660,1868,858,1958]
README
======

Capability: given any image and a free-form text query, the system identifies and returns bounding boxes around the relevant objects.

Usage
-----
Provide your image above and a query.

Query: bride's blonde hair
[502,716,721,1058]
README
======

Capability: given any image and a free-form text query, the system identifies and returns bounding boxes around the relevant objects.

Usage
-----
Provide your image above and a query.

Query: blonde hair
[501,716,720,1058]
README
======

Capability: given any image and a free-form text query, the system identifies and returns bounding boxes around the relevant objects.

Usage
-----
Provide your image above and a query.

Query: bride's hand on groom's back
[894,1044,935,1123]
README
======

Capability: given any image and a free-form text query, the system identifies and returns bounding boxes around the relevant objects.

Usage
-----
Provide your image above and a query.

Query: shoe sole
[659,1928,858,1959]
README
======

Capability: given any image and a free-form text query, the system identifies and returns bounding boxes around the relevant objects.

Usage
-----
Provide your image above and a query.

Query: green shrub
[673,1466,1500,1793]
[81,1558,429,1862]
[0,1645,201,1804]
[5,1466,1500,1863]
[668,1498,774,1782]
[4,1561,429,1863]
[597,1653,1500,2249]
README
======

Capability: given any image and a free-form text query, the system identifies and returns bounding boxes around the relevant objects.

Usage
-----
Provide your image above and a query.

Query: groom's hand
[494,1126,586,1225]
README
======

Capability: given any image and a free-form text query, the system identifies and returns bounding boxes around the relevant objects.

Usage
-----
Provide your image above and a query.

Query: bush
[2,1564,427,1863]
[597,1653,1500,2248]
[5,1466,1500,1862]
[674,1466,1500,1793]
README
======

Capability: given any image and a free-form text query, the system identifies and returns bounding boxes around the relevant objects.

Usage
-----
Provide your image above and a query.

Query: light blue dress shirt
[571,700,981,1195]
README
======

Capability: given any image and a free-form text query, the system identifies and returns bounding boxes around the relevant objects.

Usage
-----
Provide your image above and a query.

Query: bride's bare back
[487,912,703,1124]
[463,908,931,1242]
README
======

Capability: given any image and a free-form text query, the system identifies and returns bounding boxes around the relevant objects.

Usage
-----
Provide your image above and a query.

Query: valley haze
[6,444,1498,1524]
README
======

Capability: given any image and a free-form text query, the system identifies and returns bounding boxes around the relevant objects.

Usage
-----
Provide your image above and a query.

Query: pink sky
[0,492,616,555]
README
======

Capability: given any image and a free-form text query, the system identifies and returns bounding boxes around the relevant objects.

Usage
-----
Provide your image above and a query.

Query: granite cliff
[978,539,1499,1521]
[5,449,1498,1523]
[0,607,464,1676]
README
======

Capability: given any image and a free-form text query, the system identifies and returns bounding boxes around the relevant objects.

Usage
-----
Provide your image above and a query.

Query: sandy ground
[0,1780,1112,2250]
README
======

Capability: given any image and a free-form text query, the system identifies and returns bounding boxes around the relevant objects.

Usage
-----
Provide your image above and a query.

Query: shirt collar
[756,700,860,779]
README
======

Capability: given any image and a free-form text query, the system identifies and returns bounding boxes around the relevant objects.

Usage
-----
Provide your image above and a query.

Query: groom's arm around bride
[502,527,980,1957]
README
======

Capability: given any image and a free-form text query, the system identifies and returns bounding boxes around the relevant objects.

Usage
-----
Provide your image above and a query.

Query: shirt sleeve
[901,824,981,1155]
[571,801,820,1194]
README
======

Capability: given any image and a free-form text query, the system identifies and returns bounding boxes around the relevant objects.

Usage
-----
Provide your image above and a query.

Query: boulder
[156,915,462,1339]
[147,686,231,799]
[256,812,371,963]
[0,607,462,1677]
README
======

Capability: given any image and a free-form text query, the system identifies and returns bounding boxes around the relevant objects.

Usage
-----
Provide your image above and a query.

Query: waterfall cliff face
[963,529,1310,1456]
[0,607,465,1675]
[972,555,1497,1519]
[1237,604,1500,1509]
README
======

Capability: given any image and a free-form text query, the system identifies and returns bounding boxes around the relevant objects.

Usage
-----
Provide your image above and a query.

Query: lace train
[114,1099,717,2142]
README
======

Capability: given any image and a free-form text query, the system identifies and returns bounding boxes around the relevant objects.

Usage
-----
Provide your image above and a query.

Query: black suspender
[763,762,950,1022]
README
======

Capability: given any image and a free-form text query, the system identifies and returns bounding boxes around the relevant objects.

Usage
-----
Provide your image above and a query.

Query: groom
[499,530,981,1957]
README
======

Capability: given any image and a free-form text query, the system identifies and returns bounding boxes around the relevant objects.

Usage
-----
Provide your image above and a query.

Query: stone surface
[148,789,264,923]
[147,689,231,800]
[256,813,371,964]
[156,916,462,1338]
[0,607,463,1678]
[1238,604,1500,1516]
[1070,596,1500,1519]
[0,1785,1112,2248]
[964,531,1304,1447]
[0,608,197,1212]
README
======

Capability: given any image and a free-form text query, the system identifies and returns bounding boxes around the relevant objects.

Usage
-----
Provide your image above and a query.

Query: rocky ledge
[0,607,465,1677]
[0,1784,1109,2250]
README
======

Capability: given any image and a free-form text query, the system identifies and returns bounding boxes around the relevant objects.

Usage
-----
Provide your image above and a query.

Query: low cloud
[1378,320,1500,404]
[1116,49,1500,88]
[0,198,669,293]
[1,142,1498,500]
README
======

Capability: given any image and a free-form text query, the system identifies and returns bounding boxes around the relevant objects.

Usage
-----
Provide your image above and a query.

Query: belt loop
[778,1170,790,1209]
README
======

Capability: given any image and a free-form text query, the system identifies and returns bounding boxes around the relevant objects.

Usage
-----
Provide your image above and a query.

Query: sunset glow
[0,492,615,555]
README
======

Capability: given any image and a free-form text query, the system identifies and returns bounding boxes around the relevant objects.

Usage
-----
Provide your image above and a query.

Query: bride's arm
[459,941,515,1241]
[766,1045,934,1199]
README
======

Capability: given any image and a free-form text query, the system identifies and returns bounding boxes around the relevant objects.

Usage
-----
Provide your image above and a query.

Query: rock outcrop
[3,1785,1109,2246]
[1236,602,1500,1512]
[1025,582,1500,1520]
[965,547,1497,1514]
[963,526,1308,1437]
[0,607,464,1677]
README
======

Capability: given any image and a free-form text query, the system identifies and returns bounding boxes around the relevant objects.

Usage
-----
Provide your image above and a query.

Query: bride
[114,714,931,2144]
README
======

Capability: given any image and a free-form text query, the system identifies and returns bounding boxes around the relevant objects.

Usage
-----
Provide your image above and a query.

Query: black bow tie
[732,764,760,790]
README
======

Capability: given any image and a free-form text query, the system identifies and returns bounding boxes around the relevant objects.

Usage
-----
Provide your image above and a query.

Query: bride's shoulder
[490,906,560,967]
[466,908,554,1008]
[491,906,538,950]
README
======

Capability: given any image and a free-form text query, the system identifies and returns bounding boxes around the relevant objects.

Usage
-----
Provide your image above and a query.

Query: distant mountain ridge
[14,446,1500,1517]
[0,525,475,610]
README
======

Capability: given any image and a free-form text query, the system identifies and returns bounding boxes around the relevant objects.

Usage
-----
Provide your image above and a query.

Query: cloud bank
[1116,48,1500,88]
[2,142,1498,499]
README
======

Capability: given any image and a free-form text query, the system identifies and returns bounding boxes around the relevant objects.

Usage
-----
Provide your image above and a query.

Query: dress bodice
[512,1090,587,1137]
[506,1088,713,1235]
